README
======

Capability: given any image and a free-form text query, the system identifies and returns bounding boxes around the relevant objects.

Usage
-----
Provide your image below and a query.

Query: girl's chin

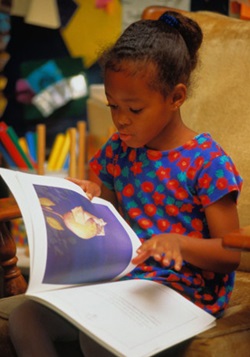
[118,133,145,148]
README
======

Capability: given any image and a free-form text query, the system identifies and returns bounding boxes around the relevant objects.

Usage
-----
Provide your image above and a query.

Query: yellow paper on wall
[60,0,122,68]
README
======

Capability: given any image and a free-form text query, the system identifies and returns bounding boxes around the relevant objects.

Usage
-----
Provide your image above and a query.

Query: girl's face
[104,67,182,151]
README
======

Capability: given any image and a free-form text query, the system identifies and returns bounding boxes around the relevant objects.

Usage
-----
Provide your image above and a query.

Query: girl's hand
[66,178,101,200]
[132,234,183,271]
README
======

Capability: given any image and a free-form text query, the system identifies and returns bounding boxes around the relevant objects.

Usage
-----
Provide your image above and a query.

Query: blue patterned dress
[90,132,243,316]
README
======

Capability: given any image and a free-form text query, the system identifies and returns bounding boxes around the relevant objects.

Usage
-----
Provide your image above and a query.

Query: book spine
[47,133,65,171]
[0,122,29,169]
[63,154,69,170]
[25,131,37,165]
[54,131,70,171]
[7,126,35,169]
[0,142,16,167]
[18,137,29,156]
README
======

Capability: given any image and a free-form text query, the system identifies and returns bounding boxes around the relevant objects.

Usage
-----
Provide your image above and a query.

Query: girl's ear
[171,83,187,110]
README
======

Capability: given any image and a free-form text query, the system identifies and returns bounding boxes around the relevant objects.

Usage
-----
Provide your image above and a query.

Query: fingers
[65,178,101,199]
[131,250,151,265]
[132,235,183,271]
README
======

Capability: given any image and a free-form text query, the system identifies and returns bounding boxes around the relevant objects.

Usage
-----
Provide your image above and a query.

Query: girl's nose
[114,111,131,127]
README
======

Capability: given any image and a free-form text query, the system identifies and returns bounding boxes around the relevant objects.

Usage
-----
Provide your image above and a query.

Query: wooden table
[223,226,250,251]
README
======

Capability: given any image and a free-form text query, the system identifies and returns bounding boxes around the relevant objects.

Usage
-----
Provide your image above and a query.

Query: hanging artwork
[16,57,88,121]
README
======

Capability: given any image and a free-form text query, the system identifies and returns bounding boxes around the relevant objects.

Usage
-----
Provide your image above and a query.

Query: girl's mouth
[119,133,132,142]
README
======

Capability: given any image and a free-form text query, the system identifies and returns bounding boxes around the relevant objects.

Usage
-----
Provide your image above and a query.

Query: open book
[0,168,216,357]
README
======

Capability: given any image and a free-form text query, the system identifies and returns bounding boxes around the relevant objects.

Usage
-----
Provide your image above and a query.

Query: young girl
[9,10,242,356]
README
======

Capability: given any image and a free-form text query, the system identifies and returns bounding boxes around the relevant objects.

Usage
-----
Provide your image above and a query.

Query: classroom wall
[1,0,230,145]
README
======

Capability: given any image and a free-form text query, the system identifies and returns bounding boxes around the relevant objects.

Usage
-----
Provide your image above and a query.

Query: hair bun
[159,13,179,28]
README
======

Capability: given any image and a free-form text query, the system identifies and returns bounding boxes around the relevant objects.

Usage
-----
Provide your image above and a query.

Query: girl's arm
[100,184,119,210]
[182,193,241,272]
[132,193,241,274]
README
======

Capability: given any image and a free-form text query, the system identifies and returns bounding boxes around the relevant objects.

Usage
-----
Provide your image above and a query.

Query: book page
[0,168,141,293]
[28,279,216,357]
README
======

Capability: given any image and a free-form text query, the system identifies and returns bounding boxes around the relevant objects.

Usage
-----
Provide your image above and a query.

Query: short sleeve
[196,153,243,207]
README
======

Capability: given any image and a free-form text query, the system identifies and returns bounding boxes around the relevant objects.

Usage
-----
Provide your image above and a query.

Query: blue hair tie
[159,13,179,28]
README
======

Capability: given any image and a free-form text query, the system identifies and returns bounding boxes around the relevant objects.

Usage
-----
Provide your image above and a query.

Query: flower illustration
[39,197,106,240]
[63,206,106,239]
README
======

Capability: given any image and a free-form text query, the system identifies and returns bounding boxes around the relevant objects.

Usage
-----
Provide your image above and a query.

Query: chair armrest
[0,198,27,297]
[0,197,21,221]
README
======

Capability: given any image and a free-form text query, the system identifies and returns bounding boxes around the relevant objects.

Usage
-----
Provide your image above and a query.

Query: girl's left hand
[66,177,101,200]
[131,234,183,271]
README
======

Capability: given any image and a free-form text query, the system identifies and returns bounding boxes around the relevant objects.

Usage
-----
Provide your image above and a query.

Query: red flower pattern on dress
[123,184,134,197]
[186,166,197,180]
[170,223,186,234]
[156,166,171,180]
[184,139,198,150]
[130,161,143,175]
[188,231,203,238]
[107,163,121,177]
[105,145,113,158]
[216,177,228,190]
[147,150,162,161]
[89,159,102,175]
[171,282,185,292]
[180,203,193,213]
[225,161,234,172]
[194,157,204,169]
[191,218,203,231]
[128,207,142,218]
[210,151,221,160]
[128,149,136,162]
[200,140,212,149]
[152,192,165,205]
[174,187,189,200]
[144,204,157,217]
[141,181,154,192]
[177,157,191,171]
[168,150,181,162]
[157,218,170,232]
[138,218,153,229]
[165,204,179,216]
[199,173,212,188]
[166,179,179,190]
[200,195,211,206]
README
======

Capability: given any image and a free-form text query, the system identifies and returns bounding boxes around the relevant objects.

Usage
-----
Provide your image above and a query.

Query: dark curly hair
[99,11,203,97]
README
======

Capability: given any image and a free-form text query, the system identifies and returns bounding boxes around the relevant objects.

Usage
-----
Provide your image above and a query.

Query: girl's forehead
[104,68,162,102]
[105,61,157,81]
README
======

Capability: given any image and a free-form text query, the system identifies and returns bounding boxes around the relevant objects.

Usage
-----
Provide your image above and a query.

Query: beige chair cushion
[181,11,250,229]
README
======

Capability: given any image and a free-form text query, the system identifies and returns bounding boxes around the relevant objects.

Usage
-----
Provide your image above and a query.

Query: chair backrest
[142,6,250,227]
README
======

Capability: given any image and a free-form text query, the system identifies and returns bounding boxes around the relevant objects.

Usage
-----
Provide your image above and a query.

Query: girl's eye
[107,103,118,110]
[130,108,143,114]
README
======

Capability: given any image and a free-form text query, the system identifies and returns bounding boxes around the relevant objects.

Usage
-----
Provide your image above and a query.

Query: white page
[28,279,215,357]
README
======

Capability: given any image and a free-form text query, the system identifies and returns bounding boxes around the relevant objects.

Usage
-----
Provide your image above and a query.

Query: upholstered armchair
[0,5,250,356]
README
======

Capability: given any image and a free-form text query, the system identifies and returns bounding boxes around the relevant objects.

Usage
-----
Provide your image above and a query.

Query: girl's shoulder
[190,132,226,155]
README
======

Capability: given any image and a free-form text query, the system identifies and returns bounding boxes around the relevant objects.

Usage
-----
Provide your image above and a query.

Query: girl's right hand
[66,177,101,200]
[132,233,183,271]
